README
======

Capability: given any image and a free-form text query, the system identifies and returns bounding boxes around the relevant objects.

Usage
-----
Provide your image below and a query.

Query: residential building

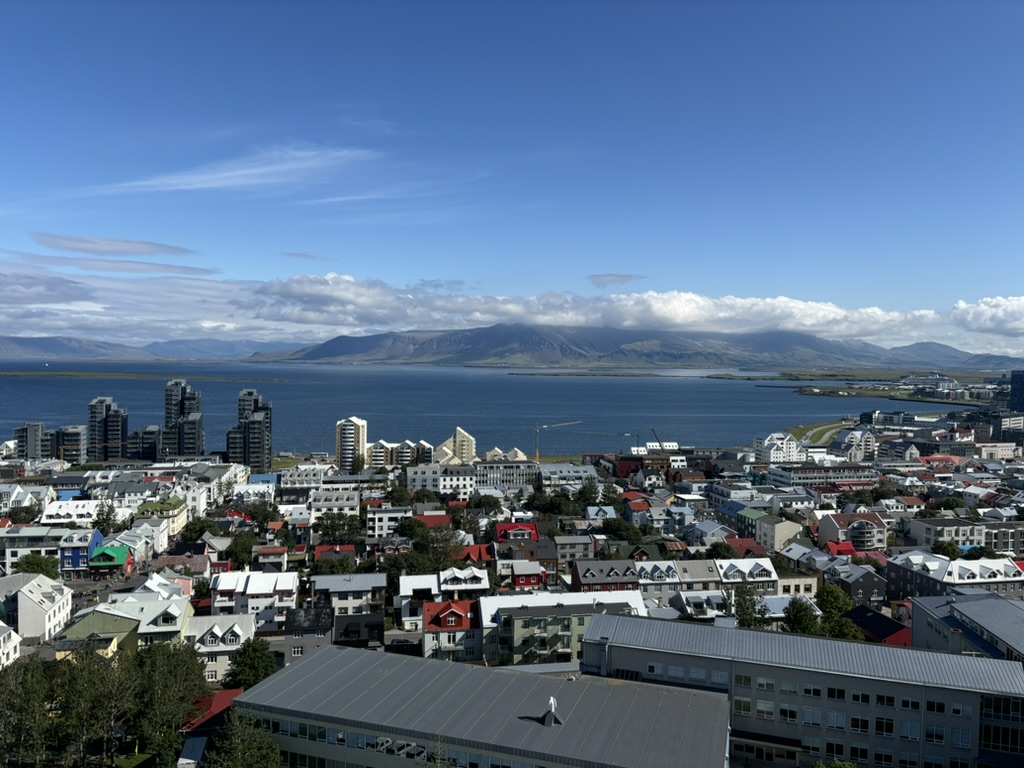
[0,572,73,642]
[537,463,600,493]
[226,388,272,473]
[756,514,804,553]
[87,396,128,461]
[0,525,75,577]
[473,459,539,490]
[282,607,334,666]
[755,432,807,464]
[766,463,879,488]
[438,566,489,599]
[435,425,476,464]
[406,463,477,500]
[422,599,481,662]
[908,518,986,550]
[824,561,886,609]
[510,560,546,590]
[184,614,257,683]
[0,620,19,668]
[310,573,386,618]
[582,613,1024,768]
[14,422,46,460]
[161,379,205,458]
[715,558,779,600]
[99,587,193,646]
[887,550,1024,600]
[554,535,594,570]
[59,528,103,580]
[235,645,730,768]
[366,507,412,538]
[818,512,889,552]
[211,571,299,632]
[335,416,368,474]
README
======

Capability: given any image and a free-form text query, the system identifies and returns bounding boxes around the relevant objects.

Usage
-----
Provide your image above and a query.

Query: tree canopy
[179,516,222,543]
[781,596,820,636]
[312,511,363,545]
[14,553,60,580]
[732,581,770,630]
[206,712,281,768]
[222,638,278,690]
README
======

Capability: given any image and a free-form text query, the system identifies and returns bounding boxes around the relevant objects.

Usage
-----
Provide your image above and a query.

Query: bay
[0,362,946,458]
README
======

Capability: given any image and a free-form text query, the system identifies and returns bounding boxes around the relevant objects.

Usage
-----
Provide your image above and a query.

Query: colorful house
[88,545,134,579]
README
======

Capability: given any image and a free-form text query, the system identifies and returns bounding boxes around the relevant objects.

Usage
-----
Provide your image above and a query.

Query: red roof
[621,491,652,502]
[447,500,468,508]
[364,498,385,508]
[0,518,12,529]
[258,546,287,556]
[423,600,479,632]
[181,689,244,733]
[412,514,452,529]
[460,544,495,564]
[827,541,858,557]
[495,523,539,543]
[627,499,650,512]
[724,536,768,558]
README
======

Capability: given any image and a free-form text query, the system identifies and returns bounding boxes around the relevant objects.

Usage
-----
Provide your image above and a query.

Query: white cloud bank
[1,261,1021,357]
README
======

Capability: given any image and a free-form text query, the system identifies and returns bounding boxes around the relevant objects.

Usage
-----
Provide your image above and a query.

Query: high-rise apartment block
[161,379,204,457]
[335,416,368,474]
[1010,370,1024,412]
[87,397,128,462]
[226,389,273,473]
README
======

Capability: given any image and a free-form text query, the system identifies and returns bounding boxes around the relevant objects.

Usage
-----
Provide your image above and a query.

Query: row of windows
[800,741,967,768]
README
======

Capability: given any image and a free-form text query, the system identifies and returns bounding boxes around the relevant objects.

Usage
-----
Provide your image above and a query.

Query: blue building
[59,529,103,580]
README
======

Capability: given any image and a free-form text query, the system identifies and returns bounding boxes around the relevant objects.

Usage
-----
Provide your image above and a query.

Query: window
[689,667,707,682]
[899,721,920,742]
[850,745,868,763]
[781,680,798,694]
[293,630,302,638]
[828,687,846,701]
[646,663,663,675]
[802,737,820,756]
[851,716,869,734]
[876,717,895,738]
[803,706,821,726]
[291,646,303,657]
[668,666,685,680]
[925,725,944,744]
[950,728,970,748]
[901,698,920,711]
[874,751,894,767]
[897,753,918,768]
[923,759,942,768]
[825,741,844,759]
[226,634,239,645]
[447,616,457,626]
[780,704,798,723]
[827,711,846,731]
[711,670,728,685]
[756,700,774,720]
[734,697,752,717]
[950,760,969,768]
[877,694,895,707]
[804,684,822,698]
[735,674,752,687]
[206,669,217,681]
[926,700,945,714]
[757,676,775,691]
[951,703,970,717]
[577,616,585,626]
[851,690,869,704]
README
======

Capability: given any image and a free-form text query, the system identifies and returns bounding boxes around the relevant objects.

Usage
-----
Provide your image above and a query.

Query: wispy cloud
[0,271,94,304]
[31,231,194,256]
[24,253,218,275]
[338,115,408,136]
[92,144,378,194]
[283,251,319,261]
[588,273,645,288]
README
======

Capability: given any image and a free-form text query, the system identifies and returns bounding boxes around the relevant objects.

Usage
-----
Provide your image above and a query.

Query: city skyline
[1,4,1023,353]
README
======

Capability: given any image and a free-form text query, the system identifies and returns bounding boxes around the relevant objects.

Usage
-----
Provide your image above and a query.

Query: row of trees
[0,639,281,768]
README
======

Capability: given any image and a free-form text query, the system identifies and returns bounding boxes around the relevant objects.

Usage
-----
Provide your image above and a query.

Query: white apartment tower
[335,416,368,474]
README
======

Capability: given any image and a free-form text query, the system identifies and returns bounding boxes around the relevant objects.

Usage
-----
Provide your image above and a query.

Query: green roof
[89,546,131,567]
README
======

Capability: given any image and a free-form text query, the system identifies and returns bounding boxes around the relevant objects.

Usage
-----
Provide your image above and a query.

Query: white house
[212,570,299,632]
[713,558,779,600]
[0,572,74,642]
[184,614,257,683]
[0,620,20,669]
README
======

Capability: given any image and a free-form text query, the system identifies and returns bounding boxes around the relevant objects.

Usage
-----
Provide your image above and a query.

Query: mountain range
[1,325,1019,371]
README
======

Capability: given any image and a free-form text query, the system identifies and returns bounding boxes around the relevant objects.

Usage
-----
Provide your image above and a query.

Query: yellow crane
[534,421,582,462]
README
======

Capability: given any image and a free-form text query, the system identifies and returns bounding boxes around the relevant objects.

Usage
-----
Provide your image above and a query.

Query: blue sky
[2,1,1023,353]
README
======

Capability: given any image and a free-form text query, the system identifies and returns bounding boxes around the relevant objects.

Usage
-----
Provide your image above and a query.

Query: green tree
[781,596,821,636]
[732,581,770,630]
[94,503,129,537]
[6,501,40,525]
[310,556,355,575]
[574,476,600,511]
[222,639,278,690]
[412,488,439,504]
[705,540,738,560]
[14,553,60,580]
[929,540,961,560]
[962,545,1001,560]
[388,481,412,507]
[193,577,212,600]
[312,511,363,545]
[226,532,259,569]
[135,643,210,768]
[475,494,502,514]
[600,517,643,546]
[0,654,54,768]
[815,583,853,623]
[206,712,280,768]
[179,517,222,543]
[823,616,864,641]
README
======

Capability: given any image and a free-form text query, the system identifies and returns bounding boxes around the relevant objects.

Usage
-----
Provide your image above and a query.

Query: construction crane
[534,421,582,462]
[651,428,666,452]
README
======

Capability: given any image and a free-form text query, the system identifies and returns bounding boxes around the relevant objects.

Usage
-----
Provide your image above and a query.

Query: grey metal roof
[584,614,1024,696]
[310,573,386,592]
[951,596,1024,656]
[236,645,729,768]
